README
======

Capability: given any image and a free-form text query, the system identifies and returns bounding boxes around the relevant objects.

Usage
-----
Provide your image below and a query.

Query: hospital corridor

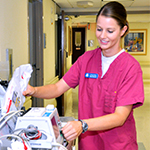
[0,0,150,150]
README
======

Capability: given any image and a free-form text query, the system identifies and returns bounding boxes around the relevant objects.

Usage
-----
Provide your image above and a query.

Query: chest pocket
[103,90,117,113]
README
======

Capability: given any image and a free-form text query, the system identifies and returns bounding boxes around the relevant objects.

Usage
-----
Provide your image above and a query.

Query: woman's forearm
[33,84,60,99]
[33,79,70,99]
[84,105,132,131]
[23,78,70,99]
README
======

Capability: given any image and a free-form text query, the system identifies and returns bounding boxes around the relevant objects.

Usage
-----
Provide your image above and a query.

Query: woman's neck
[102,47,122,57]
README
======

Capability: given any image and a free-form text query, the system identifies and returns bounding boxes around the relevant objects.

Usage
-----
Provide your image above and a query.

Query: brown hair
[96,1,129,37]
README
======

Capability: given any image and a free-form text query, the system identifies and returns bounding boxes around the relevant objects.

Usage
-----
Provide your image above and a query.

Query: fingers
[62,121,82,141]
[22,84,35,96]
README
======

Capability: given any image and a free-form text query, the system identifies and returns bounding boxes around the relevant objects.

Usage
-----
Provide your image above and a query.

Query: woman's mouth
[100,40,109,45]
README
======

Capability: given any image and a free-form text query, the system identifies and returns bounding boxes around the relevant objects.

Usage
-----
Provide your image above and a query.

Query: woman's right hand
[22,84,36,97]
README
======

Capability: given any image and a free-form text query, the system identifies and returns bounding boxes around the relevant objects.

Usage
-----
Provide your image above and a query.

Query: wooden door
[72,28,85,64]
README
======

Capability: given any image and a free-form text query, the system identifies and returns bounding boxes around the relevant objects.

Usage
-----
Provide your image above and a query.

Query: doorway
[72,27,85,64]
[28,0,44,107]
[55,10,67,116]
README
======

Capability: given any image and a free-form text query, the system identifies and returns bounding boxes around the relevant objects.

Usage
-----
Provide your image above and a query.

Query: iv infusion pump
[14,105,67,150]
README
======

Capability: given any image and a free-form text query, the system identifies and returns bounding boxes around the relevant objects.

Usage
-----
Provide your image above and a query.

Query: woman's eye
[108,30,113,33]
[97,28,102,31]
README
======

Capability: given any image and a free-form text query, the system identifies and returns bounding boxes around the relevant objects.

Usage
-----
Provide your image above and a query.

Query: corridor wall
[0,0,29,71]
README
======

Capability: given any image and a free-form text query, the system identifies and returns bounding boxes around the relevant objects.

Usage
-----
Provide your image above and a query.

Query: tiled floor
[68,83,150,150]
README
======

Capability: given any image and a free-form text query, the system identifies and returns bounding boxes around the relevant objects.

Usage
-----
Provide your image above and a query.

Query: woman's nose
[101,31,107,38]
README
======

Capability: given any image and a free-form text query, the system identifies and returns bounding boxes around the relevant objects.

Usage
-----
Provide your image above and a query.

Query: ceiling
[52,0,150,25]
[53,0,150,15]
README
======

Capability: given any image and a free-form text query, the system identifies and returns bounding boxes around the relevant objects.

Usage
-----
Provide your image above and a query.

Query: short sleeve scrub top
[63,48,144,150]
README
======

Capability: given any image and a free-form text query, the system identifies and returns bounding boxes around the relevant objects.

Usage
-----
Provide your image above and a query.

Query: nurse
[23,1,144,150]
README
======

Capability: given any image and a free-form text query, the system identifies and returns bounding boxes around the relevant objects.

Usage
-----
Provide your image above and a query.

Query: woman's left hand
[61,121,82,141]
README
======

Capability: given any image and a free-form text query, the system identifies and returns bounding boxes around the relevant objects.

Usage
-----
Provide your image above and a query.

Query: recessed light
[77,1,93,8]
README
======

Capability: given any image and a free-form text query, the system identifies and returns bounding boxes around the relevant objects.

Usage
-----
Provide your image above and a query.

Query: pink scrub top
[63,48,144,150]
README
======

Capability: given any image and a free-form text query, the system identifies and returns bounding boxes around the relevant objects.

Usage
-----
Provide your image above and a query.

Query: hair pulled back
[96,1,129,37]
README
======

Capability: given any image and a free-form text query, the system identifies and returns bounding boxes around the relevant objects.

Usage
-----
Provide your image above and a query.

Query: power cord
[15,125,42,140]
[0,134,31,150]
[0,111,16,122]
[0,110,24,129]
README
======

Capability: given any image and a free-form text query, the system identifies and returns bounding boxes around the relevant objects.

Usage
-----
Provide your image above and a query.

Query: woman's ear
[121,25,128,37]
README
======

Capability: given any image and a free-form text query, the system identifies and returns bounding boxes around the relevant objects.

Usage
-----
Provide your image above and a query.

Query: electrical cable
[14,128,66,149]
[0,134,31,150]
[0,110,24,129]
[13,127,69,150]
[0,111,15,122]
[22,125,42,140]
[13,125,42,141]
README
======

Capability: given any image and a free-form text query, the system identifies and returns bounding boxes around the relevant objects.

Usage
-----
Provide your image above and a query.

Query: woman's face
[96,15,126,57]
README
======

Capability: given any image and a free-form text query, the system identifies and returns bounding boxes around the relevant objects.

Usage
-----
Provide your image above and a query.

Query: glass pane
[75,32,81,46]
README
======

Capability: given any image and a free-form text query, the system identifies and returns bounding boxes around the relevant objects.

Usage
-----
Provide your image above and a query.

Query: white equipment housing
[15,105,64,150]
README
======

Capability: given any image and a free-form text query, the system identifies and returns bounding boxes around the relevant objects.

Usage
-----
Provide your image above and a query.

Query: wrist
[79,120,88,133]
[32,86,37,96]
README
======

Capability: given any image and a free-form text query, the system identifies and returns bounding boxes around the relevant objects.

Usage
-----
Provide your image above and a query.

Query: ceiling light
[77,1,94,8]
[65,16,70,21]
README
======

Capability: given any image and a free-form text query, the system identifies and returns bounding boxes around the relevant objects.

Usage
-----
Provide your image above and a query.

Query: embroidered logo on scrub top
[85,73,98,79]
